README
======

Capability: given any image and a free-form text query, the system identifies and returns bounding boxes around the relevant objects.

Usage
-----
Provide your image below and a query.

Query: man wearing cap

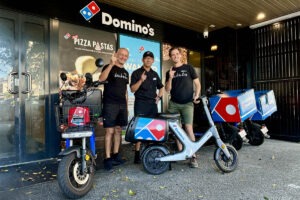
[130,51,164,164]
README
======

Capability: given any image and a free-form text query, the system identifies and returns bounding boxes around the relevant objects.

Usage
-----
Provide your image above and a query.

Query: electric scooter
[126,96,239,175]
[205,84,244,150]
[55,58,105,199]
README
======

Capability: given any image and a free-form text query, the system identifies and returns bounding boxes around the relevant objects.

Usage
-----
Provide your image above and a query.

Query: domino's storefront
[0,1,204,166]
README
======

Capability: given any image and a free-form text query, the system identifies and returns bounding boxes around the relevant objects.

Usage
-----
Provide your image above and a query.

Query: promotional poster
[59,22,117,89]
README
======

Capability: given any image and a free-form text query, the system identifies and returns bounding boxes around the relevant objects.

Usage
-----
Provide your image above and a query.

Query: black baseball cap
[143,51,154,59]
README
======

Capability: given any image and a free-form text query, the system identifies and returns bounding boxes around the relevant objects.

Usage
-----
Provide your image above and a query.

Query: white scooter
[126,96,239,175]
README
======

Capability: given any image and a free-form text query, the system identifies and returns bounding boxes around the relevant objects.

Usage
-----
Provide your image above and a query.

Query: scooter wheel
[57,152,95,199]
[214,145,238,173]
[142,145,170,175]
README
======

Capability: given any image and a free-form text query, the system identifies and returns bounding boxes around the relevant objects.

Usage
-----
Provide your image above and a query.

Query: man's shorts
[102,103,128,128]
[167,100,194,125]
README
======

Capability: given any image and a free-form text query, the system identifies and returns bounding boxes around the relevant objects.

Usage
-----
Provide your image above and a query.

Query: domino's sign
[80,1,155,37]
[80,1,100,21]
[101,12,155,36]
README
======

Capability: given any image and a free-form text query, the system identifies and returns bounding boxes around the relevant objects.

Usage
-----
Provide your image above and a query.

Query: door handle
[21,72,32,94]
[8,71,18,94]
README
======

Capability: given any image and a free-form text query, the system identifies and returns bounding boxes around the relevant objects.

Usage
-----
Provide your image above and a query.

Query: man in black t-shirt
[165,47,201,168]
[130,51,164,164]
[99,48,129,171]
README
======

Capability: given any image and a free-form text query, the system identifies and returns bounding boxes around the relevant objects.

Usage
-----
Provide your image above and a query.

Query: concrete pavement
[0,139,300,200]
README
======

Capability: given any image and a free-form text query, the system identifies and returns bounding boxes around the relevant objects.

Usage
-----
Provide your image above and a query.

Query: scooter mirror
[95,58,104,68]
[60,72,67,81]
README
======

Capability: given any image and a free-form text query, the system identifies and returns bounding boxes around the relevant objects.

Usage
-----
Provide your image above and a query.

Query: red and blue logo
[134,118,167,141]
[80,1,100,21]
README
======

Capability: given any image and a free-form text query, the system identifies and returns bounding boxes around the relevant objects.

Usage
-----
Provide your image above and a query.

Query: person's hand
[169,67,175,79]
[110,52,117,65]
[140,71,147,82]
[155,95,162,104]
[193,94,200,104]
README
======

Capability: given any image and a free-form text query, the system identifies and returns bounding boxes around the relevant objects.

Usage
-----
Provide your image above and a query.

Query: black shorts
[102,103,128,128]
[134,101,158,118]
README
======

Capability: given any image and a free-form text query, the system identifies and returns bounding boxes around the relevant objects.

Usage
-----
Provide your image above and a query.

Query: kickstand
[169,162,172,171]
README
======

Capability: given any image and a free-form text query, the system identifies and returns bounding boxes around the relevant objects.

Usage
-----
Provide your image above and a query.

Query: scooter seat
[158,113,181,119]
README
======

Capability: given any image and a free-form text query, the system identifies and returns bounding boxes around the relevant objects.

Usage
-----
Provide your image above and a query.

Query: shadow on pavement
[0,159,58,192]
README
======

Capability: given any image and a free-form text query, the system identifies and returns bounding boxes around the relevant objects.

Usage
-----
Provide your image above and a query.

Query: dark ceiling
[100,0,300,33]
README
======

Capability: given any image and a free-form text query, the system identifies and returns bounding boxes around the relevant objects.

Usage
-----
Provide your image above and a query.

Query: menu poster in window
[58,22,117,90]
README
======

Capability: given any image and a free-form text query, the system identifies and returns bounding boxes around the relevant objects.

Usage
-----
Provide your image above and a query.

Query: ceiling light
[273,23,281,29]
[257,13,266,20]
[211,45,218,51]
[250,11,300,29]
[209,24,216,28]
[236,23,242,27]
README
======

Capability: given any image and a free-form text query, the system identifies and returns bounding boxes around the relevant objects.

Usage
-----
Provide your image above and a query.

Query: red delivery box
[209,89,257,122]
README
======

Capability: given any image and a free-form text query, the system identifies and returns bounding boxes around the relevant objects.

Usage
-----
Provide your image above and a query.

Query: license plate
[238,129,247,138]
[261,126,268,134]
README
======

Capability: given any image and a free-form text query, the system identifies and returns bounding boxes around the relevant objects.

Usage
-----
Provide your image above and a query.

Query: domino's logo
[80,1,100,21]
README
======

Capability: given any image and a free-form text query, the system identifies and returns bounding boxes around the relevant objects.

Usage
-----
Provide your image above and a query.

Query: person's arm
[158,87,164,98]
[99,64,113,81]
[155,87,164,104]
[165,78,172,93]
[193,78,201,102]
[130,71,146,93]
[156,75,164,98]
[165,68,174,93]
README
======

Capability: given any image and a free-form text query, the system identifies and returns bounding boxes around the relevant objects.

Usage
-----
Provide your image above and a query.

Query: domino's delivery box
[251,90,277,120]
[125,116,168,143]
[209,89,257,122]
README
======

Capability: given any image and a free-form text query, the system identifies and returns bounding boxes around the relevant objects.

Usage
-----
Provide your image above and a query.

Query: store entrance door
[0,9,49,166]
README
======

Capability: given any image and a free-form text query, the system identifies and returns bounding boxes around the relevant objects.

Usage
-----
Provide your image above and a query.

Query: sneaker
[189,157,199,168]
[103,158,113,171]
[112,153,126,166]
[134,151,141,164]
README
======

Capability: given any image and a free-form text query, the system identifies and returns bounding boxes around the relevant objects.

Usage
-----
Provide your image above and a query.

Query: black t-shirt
[130,67,163,103]
[166,64,198,104]
[102,64,129,104]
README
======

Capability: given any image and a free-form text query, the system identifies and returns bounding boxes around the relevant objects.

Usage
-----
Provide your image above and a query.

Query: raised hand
[169,67,175,79]
[110,52,117,66]
[140,71,147,82]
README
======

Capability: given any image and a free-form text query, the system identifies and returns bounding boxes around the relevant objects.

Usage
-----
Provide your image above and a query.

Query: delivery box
[125,117,168,143]
[209,89,257,122]
[251,90,277,120]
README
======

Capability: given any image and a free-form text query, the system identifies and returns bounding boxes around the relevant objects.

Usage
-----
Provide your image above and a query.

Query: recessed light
[273,22,280,29]
[257,12,266,20]
[209,24,216,28]
[211,45,218,51]
[236,23,242,27]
